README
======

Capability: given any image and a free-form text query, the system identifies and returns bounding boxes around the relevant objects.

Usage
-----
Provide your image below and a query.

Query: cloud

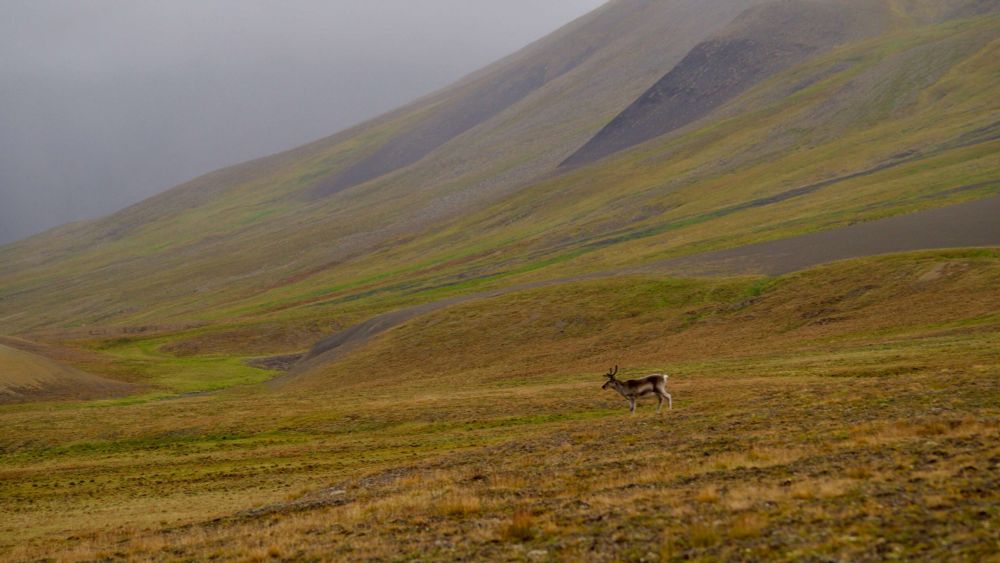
[0,0,605,244]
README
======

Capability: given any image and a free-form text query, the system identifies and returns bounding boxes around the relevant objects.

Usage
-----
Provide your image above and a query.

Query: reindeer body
[602,366,672,414]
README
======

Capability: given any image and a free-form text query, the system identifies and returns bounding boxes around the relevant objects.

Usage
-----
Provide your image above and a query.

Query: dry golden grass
[723,484,789,512]
[286,250,1000,399]
[0,343,135,403]
[4,363,998,561]
[1,252,998,560]
[502,509,537,542]
[848,416,998,447]
[435,490,484,517]
[729,512,769,539]
[687,522,720,547]
[696,485,721,504]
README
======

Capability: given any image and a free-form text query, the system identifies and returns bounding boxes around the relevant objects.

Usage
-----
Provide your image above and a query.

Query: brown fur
[601,366,672,414]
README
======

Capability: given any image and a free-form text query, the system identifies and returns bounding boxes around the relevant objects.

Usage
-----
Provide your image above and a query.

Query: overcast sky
[0,0,606,245]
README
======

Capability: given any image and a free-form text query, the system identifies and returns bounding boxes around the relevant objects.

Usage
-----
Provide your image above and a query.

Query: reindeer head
[601,365,618,390]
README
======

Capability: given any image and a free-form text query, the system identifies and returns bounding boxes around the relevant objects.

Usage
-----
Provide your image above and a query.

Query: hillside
[0,0,996,351]
[284,248,1000,392]
[0,0,994,396]
[565,0,1000,166]
[0,339,136,403]
[563,0,895,166]
[2,250,998,559]
[0,0,768,331]
[1,0,1000,559]
[0,1,994,387]
[652,192,1000,276]
[0,2,996,340]
[235,192,992,383]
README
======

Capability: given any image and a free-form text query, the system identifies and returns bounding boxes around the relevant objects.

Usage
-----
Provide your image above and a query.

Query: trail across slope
[650,192,1000,276]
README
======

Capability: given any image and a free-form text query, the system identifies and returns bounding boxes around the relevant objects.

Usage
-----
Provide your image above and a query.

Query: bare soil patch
[650,193,1000,276]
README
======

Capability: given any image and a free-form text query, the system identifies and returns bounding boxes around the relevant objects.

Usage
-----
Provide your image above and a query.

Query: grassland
[0,341,135,404]
[1,250,997,560]
[1,3,998,560]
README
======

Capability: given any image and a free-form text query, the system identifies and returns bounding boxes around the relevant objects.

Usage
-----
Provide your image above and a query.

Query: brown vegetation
[1,251,997,560]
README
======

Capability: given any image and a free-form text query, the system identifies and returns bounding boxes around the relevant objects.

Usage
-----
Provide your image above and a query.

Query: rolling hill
[1,0,999,559]
[0,0,996,350]
[3,249,998,559]
[0,339,136,403]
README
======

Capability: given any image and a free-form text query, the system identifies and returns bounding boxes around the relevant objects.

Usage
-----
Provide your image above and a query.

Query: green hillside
[1,3,997,352]
[0,0,768,330]
[1,1,999,558]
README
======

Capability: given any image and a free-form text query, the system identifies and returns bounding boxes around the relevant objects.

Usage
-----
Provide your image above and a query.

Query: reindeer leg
[629,397,636,415]
[666,392,673,410]
[656,394,663,413]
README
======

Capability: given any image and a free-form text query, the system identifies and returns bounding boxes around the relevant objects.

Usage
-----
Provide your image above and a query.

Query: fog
[0,0,605,245]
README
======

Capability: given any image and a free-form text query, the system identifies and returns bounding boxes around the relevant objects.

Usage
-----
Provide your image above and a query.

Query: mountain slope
[0,0,997,391]
[564,0,1000,167]
[0,0,770,332]
[262,193,1000,385]
[562,0,894,166]
[0,340,136,403]
[282,249,1000,392]
[2,2,1000,557]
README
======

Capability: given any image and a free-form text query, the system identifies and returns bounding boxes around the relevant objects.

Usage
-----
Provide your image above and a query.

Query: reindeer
[601,365,672,414]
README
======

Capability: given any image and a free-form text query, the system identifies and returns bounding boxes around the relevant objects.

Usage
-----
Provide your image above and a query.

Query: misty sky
[0,0,606,245]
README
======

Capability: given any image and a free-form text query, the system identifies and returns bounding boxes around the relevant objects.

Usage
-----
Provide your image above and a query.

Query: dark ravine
[561,0,890,167]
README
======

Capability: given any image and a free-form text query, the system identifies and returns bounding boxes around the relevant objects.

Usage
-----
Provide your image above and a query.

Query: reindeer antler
[606,365,618,377]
